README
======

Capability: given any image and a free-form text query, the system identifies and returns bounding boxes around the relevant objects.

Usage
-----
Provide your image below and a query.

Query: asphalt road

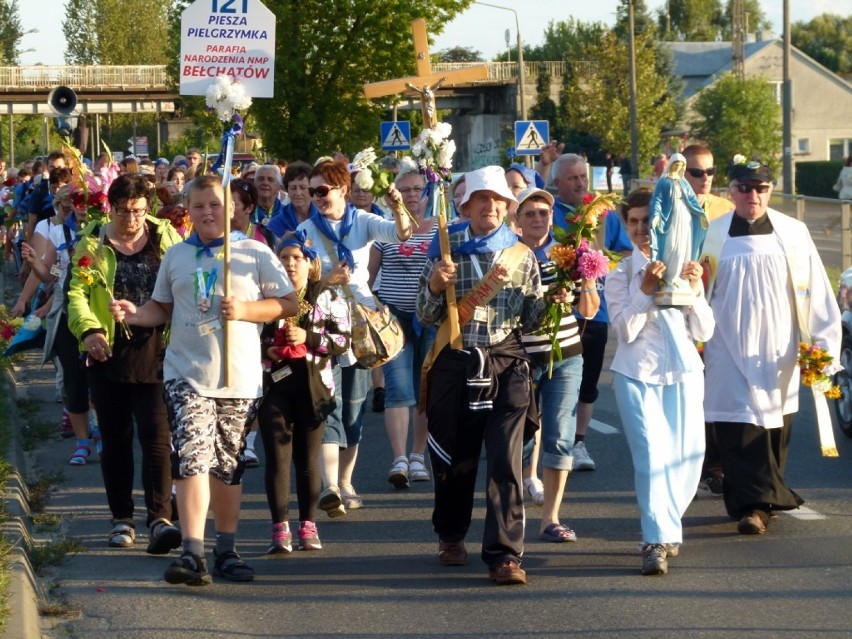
[16,337,851,639]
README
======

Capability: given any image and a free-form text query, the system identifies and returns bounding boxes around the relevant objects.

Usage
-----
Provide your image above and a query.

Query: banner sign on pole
[180,0,276,98]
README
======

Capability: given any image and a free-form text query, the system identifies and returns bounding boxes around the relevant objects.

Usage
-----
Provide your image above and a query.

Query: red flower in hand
[77,255,93,268]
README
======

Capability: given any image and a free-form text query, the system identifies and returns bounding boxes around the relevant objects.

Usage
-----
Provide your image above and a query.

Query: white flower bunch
[352,147,377,191]
[354,168,374,191]
[411,123,455,179]
[352,147,377,172]
[205,75,252,121]
[732,154,747,165]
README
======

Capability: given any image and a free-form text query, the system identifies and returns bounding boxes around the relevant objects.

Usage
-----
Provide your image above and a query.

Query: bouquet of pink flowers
[537,192,622,375]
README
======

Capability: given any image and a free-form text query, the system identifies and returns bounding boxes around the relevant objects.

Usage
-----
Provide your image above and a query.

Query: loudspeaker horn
[47,86,77,116]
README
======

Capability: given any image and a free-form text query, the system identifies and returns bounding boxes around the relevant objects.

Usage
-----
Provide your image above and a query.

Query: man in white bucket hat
[416,166,545,586]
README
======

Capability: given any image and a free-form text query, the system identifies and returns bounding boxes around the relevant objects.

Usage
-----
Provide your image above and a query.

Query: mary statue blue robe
[649,153,708,287]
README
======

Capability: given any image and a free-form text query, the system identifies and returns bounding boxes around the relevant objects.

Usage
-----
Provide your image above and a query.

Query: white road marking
[783,506,827,520]
[589,419,620,435]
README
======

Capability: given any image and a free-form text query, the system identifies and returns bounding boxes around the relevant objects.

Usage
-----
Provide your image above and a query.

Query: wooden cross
[364,19,487,349]
[363,18,488,109]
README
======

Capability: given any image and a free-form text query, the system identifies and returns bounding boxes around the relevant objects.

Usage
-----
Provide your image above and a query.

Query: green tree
[527,70,557,125]
[657,0,723,41]
[436,46,482,63]
[718,0,771,40]
[62,0,98,64]
[0,0,23,65]
[63,0,171,65]
[792,14,852,74]
[562,28,679,175]
[690,73,781,178]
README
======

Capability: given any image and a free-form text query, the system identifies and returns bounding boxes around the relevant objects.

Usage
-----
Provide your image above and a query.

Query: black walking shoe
[164,551,212,586]
[146,518,182,555]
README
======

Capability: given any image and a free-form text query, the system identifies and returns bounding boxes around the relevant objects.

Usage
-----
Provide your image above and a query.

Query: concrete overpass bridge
[0,62,565,165]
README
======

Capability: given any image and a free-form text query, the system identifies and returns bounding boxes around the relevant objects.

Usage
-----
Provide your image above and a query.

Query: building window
[829,139,852,161]
[797,138,809,154]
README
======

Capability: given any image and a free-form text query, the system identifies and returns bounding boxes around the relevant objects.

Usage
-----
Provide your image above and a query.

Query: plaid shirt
[417,230,544,348]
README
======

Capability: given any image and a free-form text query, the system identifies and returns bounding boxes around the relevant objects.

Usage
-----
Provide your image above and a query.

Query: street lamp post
[475,2,527,120]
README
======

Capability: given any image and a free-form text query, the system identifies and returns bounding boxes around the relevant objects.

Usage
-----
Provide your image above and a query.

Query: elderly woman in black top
[67,174,183,552]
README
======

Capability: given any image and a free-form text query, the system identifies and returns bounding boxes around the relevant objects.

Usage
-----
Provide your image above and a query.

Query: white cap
[460,165,519,213]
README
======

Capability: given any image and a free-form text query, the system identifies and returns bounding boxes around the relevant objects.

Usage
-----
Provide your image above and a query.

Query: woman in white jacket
[605,188,715,576]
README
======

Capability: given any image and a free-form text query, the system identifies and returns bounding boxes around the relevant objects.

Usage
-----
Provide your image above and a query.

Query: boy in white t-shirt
[112,175,297,586]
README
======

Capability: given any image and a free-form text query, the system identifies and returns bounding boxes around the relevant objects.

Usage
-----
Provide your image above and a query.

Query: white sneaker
[572,441,596,471]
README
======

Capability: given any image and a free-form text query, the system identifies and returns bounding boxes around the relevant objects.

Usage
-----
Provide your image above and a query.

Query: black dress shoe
[737,510,768,535]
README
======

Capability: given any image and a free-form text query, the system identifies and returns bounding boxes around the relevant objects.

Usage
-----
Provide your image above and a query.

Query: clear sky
[17,0,852,66]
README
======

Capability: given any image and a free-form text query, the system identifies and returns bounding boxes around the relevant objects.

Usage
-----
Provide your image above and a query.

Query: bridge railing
[0,65,170,90]
[432,61,565,83]
[0,62,566,90]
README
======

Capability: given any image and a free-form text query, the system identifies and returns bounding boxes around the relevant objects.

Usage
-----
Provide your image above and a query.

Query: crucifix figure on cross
[364,18,488,349]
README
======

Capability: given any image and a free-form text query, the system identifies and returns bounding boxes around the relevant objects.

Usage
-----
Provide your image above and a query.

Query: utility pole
[628,0,639,191]
[782,0,793,193]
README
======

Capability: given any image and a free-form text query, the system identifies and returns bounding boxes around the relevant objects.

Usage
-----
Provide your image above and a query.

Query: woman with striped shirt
[367,169,435,488]
[516,186,600,543]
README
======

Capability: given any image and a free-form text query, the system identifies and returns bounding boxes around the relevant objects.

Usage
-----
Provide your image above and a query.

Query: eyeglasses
[521,208,551,218]
[734,183,771,194]
[114,207,148,218]
[398,187,423,195]
[309,185,339,198]
[686,167,716,178]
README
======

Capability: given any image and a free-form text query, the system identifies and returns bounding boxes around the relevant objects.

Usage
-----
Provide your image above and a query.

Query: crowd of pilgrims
[0,141,834,586]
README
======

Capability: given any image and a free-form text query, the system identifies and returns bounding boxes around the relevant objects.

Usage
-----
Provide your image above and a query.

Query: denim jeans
[323,364,371,447]
[531,354,583,471]
[381,305,435,408]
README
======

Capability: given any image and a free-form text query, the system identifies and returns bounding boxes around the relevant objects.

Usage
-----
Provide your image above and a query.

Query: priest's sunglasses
[734,183,771,194]
[686,167,716,178]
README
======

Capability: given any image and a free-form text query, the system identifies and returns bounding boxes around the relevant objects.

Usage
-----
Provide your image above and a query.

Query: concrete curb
[2,353,42,638]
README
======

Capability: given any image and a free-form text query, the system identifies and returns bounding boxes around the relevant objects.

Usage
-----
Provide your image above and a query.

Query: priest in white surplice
[701,158,841,536]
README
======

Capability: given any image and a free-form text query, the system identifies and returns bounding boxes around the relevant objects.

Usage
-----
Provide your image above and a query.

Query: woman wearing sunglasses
[297,160,411,516]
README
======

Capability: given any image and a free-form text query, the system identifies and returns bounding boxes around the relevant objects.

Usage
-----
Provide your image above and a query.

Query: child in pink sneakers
[258,231,350,554]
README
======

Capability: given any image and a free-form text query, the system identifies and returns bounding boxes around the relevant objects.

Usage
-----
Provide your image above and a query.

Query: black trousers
[714,415,803,519]
[87,370,173,528]
[54,315,89,414]
[427,345,529,568]
[258,359,325,523]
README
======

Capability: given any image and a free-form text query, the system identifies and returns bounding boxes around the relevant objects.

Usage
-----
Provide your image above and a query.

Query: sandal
[408,454,430,482]
[213,550,255,582]
[68,445,91,466]
[108,521,136,547]
[387,456,409,489]
[523,477,545,505]
[539,522,577,543]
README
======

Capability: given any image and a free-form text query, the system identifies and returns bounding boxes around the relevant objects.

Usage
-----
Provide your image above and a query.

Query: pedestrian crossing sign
[514,120,549,156]
[380,121,411,151]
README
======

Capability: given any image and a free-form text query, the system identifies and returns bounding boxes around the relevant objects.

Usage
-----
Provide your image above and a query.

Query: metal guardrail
[0,65,170,89]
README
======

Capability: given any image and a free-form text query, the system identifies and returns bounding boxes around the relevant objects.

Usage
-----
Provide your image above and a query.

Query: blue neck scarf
[532,233,556,263]
[185,232,224,257]
[451,223,519,258]
[309,202,356,269]
[253,198,283,225]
